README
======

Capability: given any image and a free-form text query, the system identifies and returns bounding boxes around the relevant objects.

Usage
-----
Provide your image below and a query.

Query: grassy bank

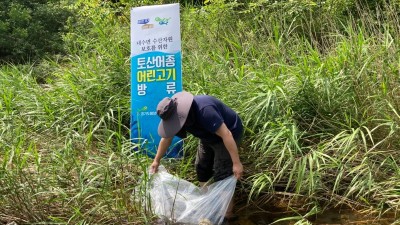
[1,0,400,224]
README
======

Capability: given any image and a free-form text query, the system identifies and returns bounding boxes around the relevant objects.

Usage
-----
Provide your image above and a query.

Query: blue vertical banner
[130,4,183,158]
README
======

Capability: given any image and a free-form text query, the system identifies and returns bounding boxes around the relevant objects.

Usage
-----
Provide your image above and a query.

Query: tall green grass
[0,2,151,223]
[0,64,153,224]
[181,0,400,223]
[1,0,400,224]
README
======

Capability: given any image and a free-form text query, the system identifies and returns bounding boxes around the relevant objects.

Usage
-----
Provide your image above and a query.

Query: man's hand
[215,123,243,180]
[150,161,160,174]
[150,137,173,174]
[233,162,243,179]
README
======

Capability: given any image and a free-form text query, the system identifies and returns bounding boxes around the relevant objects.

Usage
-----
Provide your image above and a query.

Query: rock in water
[198,218,213,225]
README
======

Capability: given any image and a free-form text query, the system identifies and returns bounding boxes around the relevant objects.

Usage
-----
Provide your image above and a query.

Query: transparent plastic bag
[148,165,237,225]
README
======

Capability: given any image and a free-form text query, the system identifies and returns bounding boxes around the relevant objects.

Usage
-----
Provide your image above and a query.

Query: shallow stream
[233,205,397,225]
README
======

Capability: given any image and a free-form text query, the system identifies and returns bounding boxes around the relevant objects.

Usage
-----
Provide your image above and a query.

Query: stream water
[152,204,397,225]
[232,205,398,225]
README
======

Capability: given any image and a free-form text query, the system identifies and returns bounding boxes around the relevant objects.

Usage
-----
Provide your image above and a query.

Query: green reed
[1,0,400,224]
[181,0,400,223]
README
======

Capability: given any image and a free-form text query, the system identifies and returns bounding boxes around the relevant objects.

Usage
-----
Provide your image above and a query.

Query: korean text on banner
[130,4,183,158]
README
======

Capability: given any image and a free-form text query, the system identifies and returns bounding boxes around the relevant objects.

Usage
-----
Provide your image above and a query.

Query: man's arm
[215,123,243,179]
[150,137,173,173]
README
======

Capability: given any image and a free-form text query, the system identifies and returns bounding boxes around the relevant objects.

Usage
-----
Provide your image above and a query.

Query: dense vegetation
[0,0,72,63]
[1,0,399,224]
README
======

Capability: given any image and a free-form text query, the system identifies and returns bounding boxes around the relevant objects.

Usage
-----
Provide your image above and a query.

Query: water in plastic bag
[148,165,237,225]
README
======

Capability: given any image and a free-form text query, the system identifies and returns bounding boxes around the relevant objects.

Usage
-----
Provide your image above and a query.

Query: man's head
[157,91,194,138]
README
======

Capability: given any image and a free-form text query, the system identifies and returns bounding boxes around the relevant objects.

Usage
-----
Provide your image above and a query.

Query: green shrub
[0,0,72,63]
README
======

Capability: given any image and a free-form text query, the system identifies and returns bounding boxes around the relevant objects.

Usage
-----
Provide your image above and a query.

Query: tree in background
[0,0,72,63]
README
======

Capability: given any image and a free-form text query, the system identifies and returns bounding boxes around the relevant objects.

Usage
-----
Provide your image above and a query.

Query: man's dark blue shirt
[176,95,243,143]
